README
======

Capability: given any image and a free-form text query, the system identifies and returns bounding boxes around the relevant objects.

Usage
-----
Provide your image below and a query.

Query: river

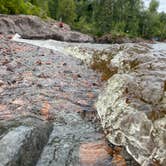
[13,34,166,56]
[12,34,111,52]
[150,42,166,51]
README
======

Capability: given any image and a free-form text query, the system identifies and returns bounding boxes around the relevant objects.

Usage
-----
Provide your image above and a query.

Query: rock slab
[0,117,52,166]
[95,44,166,165]
[0,14,93,42]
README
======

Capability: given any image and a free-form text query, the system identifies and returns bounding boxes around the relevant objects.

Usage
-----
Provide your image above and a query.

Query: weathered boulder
[0,14,93,42]
[0,116,52,166]
[95,44,166,165]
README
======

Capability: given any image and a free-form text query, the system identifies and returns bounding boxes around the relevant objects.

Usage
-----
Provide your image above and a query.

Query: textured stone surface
[0,36,116,166]
[10,35,156,166]
[36,112,108,166]
[79,141,113,166]
[0,15,93,42]
[95,44,166,165]
[0,117,51,166]
[0,126,32,166]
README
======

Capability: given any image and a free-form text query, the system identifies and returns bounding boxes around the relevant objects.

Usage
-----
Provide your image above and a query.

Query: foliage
[0,0,47,17]
[0,0,165,40]
[149,0,159,13]
[57,0,76,24]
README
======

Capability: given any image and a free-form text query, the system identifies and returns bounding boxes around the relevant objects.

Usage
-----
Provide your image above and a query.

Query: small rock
[0,80,4,86]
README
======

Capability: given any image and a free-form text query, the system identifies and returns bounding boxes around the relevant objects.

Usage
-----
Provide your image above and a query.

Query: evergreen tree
[149,0,159,13]
[57,0,76,24]
[48,0,59,19]
[0,0,165,40]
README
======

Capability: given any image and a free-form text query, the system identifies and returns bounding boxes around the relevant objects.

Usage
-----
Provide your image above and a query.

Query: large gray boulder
[94,44,166,165]
[0,116,52,166]
[0,14,93,42]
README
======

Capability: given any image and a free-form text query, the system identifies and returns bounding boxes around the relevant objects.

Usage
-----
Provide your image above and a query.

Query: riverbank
[94,33,156,44]
[11,34,166,165]
[0,14,93,42]
[0,35,142,166]
[0,14,163,45]
[66,41,166,166]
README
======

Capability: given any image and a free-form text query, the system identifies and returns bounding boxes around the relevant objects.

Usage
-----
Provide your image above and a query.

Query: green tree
[57,0,76,24]
[149,0,159,13]
[48,0,59,19]
[0,0,47,17]
[0,0,165,40]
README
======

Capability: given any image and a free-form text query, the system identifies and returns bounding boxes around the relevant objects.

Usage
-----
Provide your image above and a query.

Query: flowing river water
[13,34,166,51]
[150,42,166,51]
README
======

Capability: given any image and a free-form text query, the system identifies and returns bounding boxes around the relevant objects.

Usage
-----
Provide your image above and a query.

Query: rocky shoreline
[94,34,151,44]
[0,14,93,43]
[0,14,166,166]
[65,42,166,165]
[0,14,159,44]
[0,35,141,166]
[11,34,166,165]
[94,44,166,165]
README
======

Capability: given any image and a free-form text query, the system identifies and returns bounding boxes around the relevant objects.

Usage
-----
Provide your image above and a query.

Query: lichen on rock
[95,44,166,165]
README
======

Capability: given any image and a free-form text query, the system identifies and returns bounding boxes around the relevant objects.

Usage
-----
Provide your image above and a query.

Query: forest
[0,0,166,40]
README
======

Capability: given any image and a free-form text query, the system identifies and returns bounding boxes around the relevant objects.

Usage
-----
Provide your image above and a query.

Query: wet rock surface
[0,15,93,42]
[0,35,136,166]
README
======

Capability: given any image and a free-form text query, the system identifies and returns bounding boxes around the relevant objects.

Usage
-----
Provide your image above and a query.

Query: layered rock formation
[11,34,166,165]
[61,42,166,165]
[93,44,166,165]
[0,36,117,166]
[0,14,93,42]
